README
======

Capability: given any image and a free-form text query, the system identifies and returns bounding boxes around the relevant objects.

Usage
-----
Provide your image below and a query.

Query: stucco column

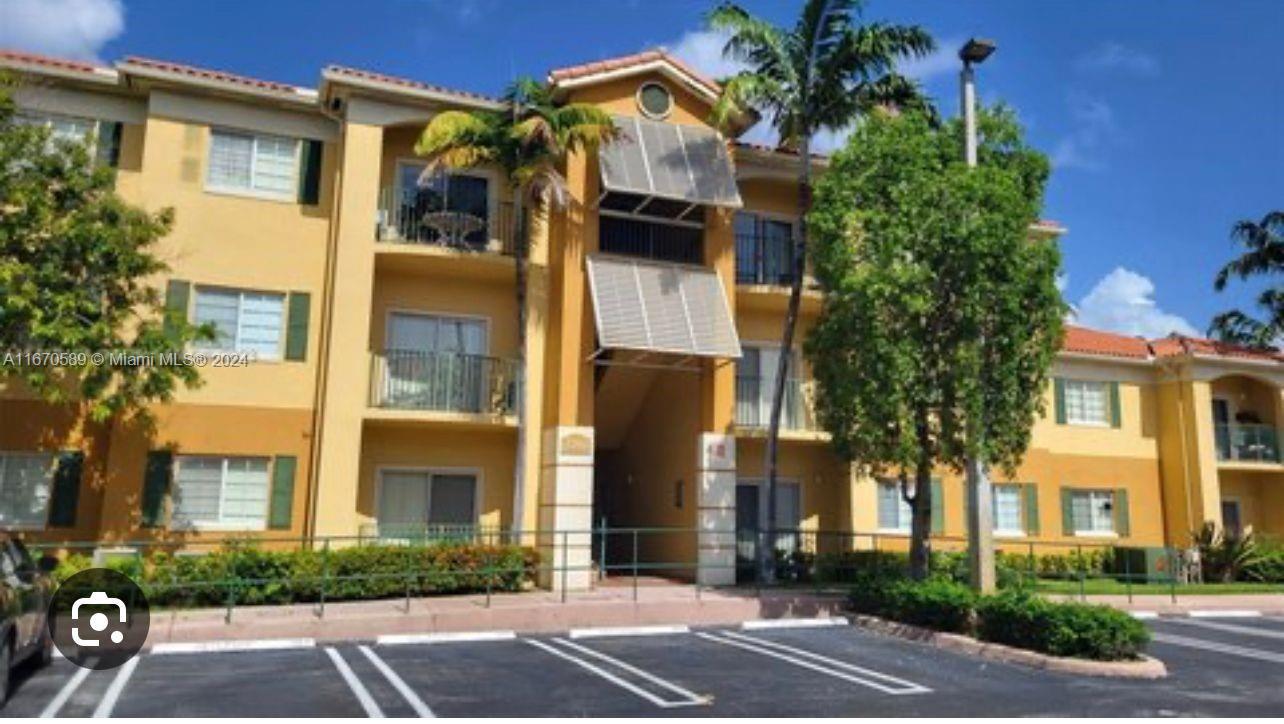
[311,117,383,538]
[1185,380,1224,532]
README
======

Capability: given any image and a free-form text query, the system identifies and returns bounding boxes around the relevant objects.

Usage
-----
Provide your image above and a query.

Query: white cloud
[0,0,124,63]
[897,38,962,84]
[666,28,746,82]
[1072,267,1198,338]
[1051,92,1116,171]
[1074,43,1160,77]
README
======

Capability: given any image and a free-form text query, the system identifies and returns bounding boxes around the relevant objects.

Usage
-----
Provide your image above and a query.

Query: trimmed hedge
[976,591,1150,661]
[54,543,539,608]
[848,578,1149,661]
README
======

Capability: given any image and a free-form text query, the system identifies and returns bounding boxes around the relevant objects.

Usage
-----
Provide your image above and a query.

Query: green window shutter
[297,139,322,205]
[1114,488,1130,537]
[47,451,84,527]
[163,279,191,340]
[269,456,297,530]
[930,478,944,535]
[141,451,173,528]
[1109,382,1122,428]
[285,292,311,361]
[95,121,123,167]
[1054,378,1067,424]
[1023,483,1040,536]
[1060,487,1075,536]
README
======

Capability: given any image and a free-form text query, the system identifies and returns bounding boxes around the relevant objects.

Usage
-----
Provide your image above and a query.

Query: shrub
[849,577,975,633]
[1247,541,1284,583]
[976,591,1149,661]
[1192,523,1262,582]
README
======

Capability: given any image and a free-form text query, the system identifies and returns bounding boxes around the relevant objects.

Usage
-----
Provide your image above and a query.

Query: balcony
[736,376,816,432]
[376,187,516,256]
[1215,423,1281,463]
[370,350,518,418]
[735,232,795,286]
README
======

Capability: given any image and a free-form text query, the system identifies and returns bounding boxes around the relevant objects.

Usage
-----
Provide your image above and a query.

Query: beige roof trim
[551,59,720,104]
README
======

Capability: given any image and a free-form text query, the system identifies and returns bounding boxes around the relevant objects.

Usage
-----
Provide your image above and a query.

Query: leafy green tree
[807,107,1062,579]
[708,0,934,578]
[414,78,617,532]
[0,81,210,421]
[1209,211,1284,347]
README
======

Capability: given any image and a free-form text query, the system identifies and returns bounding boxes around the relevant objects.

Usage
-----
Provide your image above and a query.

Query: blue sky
[4,0,1282,339]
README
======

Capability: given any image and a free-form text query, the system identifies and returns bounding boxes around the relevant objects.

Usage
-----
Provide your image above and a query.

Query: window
[735,212,794,285]
[394,163,492,246]
[993,485,1023,535]
[0,453,54,530]
[599,215,703,264]
[384,312,489,411]
[377,471,478,533]
[170,456,270,530]
[206,129,300,199]
[636,82,673,119]
[1064,380,1110,426]
[193,287,286,358]
[1070,490,1115,535]
[736,346,802,429]
[19,111,97,147]
[877,479,913,532]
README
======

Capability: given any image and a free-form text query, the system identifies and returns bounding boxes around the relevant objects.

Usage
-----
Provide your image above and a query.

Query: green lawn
[1033,578,1284,596]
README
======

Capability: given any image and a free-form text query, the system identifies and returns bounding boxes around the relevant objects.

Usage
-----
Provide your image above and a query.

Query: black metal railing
[376,187,516,254]
[370,350,518,415]
[735,232,795,285]
[735,376,812,430]
[1215,423,1281,462]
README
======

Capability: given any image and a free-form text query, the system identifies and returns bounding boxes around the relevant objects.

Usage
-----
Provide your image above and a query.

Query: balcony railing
[370,350,518,416]
[376,187,516,255]
[735,232,795,286]
[736,377,815,431]
[1215,423,1281,463]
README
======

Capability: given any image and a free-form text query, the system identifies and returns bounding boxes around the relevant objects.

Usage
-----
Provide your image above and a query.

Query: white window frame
[205,128,301,202]
[1071,489,1117,537]
[18,111,101,155]
[169,455,271,532]
[192,285,286,360]
[992,484,1025,538]
[1064,379,1111,427]
[374,466,484,532]
[877,479,914,534]
[0,452,55,531]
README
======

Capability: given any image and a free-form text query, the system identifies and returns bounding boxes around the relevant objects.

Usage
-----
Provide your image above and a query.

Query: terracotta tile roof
[1062,325,1152,360]
[549,49,720,96]
[323,65,499,105]
[1150,334,1284,362]
[119,56,308,96]
[0,48,109,75]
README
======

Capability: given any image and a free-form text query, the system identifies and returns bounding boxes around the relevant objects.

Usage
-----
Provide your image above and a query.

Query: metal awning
[586,255,741,361]
[599,115,742,220]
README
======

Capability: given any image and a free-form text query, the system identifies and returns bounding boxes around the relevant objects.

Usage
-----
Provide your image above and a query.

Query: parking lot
[5,615,1284,717]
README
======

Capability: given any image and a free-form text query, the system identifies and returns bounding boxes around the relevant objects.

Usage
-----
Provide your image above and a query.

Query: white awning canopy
[598,115,742,220]
[586,255,741,360]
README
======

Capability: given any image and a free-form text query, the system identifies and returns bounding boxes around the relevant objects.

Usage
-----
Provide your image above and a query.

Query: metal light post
[960,37,997,594]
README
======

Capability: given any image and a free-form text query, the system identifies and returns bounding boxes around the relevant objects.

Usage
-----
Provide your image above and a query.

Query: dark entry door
[735,484,760,582]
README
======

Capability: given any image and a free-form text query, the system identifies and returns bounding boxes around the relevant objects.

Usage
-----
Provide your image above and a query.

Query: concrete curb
[846,614,1168,679]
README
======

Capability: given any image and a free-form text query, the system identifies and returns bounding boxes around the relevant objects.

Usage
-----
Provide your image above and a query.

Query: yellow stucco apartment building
[2,48,1282,588]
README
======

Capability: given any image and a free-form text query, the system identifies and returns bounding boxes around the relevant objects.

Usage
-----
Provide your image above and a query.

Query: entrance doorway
[735,480,801,583]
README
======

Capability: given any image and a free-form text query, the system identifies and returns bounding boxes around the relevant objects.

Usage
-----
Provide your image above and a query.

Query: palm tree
[415,78,618,537]
[1210,210,1284,347]
[707,0,934,580]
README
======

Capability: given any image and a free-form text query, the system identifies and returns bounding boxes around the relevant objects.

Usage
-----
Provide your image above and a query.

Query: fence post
[560,530,568,604]
[224,542,236,624]
[485,546,493,609]
[1169,547,1178,604]
[320,538,330,619]
[1077,543,1086,602]
[1027,541,1035,590]
[1124,548,1133,603]
[404,545,413,614]
[632,529,639,603]
[599,517,607,582]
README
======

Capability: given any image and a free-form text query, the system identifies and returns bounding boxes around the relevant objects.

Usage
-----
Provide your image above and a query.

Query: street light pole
[960,37,997,594]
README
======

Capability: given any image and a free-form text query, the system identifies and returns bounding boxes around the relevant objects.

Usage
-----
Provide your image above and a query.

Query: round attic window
[637,82,673,119]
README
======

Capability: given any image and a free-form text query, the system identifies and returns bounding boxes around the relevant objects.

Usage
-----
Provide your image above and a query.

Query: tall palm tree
[415,78,618,537]
[708,0,934,579]
[1210,210,1284,348]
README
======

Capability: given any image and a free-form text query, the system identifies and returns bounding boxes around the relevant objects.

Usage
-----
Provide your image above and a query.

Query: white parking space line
[524,639,706,709]
[551,638,708,705]
[1166,617,1284,641]
[697,631,930,695]
[1189,610,1262,619]
[1130,611,1159,620]
[325,646,385,718]
[357,645,435,718]
[1151,632,1284,664]
[151,638,316,654]
[92,656,140,718]
[377,631,517,646]
[569,625,690,639]
[39,663,94,718]
[742,617,848,631]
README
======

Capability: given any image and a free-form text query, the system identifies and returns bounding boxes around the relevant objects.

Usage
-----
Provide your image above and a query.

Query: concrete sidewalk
[1046,593,1284,615]
[143,584,847,646]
